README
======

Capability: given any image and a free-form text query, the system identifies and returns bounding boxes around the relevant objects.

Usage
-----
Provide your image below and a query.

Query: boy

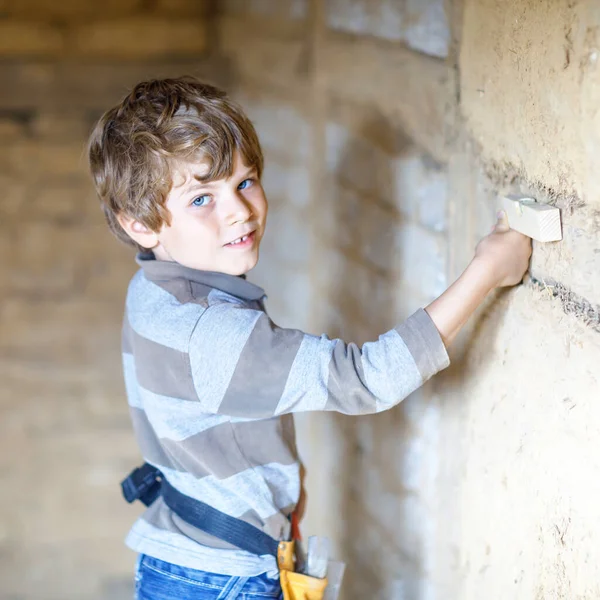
[87,76,531,599]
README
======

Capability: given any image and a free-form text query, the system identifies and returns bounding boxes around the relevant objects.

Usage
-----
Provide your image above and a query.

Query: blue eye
[192,194,211,207]
[238,178,253,191]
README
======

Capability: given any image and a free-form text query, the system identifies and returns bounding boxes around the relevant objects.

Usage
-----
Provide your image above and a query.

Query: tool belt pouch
[278,541,328,600]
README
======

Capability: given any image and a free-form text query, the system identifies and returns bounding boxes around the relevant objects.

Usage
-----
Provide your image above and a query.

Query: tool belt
[122,463,328,600]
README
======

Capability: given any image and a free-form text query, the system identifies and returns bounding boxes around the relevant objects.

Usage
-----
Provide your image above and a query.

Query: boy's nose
[223,192,253,225]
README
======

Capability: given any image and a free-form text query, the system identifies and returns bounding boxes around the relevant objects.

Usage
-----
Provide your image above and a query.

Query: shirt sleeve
[188,303,450,418]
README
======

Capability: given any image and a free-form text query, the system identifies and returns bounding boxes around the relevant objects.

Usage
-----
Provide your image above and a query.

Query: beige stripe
[131,408,299,481]
[161,417,299,479]
[324,340,375,413]
[218,313,304,417]
[131,328,198,401]
[395,308,450,381]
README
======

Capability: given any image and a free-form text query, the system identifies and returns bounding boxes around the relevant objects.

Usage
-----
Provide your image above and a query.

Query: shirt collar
[135,252,266,302]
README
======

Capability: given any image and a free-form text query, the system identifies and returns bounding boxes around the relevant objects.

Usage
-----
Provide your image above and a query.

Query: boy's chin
[211,249,260,276]
[227,255,259,276]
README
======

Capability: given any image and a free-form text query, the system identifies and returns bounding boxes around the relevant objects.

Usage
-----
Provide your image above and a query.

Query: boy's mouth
[225,230,256,248]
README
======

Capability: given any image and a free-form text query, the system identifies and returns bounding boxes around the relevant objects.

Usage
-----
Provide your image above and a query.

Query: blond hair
[88,76,264,250]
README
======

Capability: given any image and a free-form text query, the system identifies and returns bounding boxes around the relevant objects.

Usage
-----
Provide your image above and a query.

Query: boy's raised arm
[425,212,532,346]
[188,213,531,419]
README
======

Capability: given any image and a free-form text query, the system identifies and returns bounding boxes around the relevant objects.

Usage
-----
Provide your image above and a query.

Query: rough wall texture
[2,0,600,599]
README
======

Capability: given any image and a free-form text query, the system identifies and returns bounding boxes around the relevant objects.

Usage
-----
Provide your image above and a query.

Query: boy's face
[151,152,268,275]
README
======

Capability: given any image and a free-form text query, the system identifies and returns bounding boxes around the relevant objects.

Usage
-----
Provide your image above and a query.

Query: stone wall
[2,0,600,599]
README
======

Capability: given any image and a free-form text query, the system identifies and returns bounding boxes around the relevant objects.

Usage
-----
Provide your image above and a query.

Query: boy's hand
[474,211,532,288]
[425,211,532,347]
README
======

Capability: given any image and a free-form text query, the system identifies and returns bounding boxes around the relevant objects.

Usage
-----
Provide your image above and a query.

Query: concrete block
[0,0,141,19]
[326,0,371,35]
[5,140,87,178]
[417,160,448,232]
[376,0,407,43]
[27,182,90,223]
[244,99,311,163]
[260,202,310,267]
[152,0,210,17]
[262,162,311,209]
[402,0,450,58]
[6,223,86,297]
[394,224,447,300]
[223,0,308,20]
[0,116,29,140]
[0,60,224,111]
[361,201,399,272]
[219,16,308,96]
[0,298,122,367]
[73,18,208,58]
[392,151,425,219]
[392,152,448,232]
[252,264,312,331]
[326,0,449,58]
[322,34,450,162]
[316,180,362,251]
[313,246,400,342]
[325,121,394,200]
[0,21,64,57]
[31,112,91,140]
[312,246,347,296]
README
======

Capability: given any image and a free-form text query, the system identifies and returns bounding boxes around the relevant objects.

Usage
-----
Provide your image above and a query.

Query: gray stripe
[395,308,450,381]
[218,314,304,417]
[152,277,193,304]
[132,329,198,401]
[148,276,213,308]
[129,407,177,469]
[131,409,299,481]
[324,339,376,414]
[160,417,299,480]
[136,252,266,302]
[141,497,290,551]
[122,315,133,354]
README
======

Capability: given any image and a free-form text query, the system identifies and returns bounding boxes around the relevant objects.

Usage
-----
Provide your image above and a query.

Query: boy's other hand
[474,211,533,288]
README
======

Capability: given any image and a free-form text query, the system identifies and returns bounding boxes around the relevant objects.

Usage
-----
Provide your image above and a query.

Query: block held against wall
[502,195,562,242]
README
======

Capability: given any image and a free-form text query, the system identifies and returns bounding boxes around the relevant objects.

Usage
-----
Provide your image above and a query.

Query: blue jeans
[135,554,283,600]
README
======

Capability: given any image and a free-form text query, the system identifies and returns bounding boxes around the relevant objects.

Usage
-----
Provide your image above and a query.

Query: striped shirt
[122,252,450,577]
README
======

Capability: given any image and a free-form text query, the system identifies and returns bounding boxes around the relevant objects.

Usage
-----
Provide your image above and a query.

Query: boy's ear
[117,214,160,249]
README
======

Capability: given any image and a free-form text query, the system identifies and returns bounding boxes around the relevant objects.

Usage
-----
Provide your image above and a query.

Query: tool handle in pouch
[278,541,328,600]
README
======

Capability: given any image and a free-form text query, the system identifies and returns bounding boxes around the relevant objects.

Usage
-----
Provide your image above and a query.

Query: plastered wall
[433,2,600,597]
[1,1,599,599]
